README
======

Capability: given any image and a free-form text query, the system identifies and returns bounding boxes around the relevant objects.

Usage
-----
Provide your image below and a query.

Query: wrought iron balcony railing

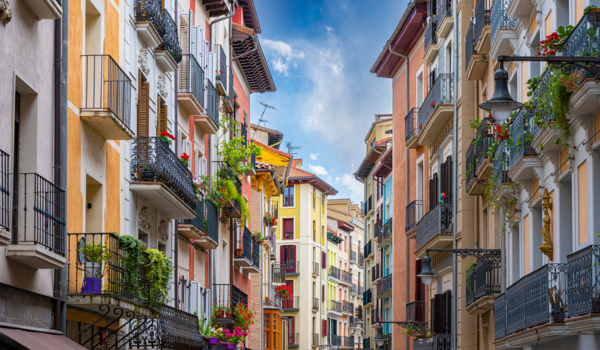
[490,0,516,44]
[235,227,252,262]
[356,305,363,320]
[494,263,567,339]
[405,107,421,142]
[288,332,299,346]
[135,0,162,33]
[371,264,380,282]
[350,250,357,262]
[364,240,372,258]
[359,252,364,265]
[181,198,205,231]
[206,79,219,127]
[359,285,364,294]
[342,301,354,314]
[0,150,8,232]
[377,275,392,296]
[474,0,491,46]
[131,304,204,349]
[351,283,357,294]
[371,307,380,324]
[465,22,475,70]
[530,68,554,138]
[11,173,66,255]
[494,293,507,339]
[418,73,454,130]
[228,66,234,100]
[313,297,319,310]
[282,296,299,310]
[283,260,299,274]
[363,289,372,305]
[467,259,500,307]
[329,334,341,346]
[131,137,196,209]
[416,203,452,251]
[406,301,426,322]
[158,9,182,63]
[272,263,286,284]
[366,195,372,213]
[81,55,132,129]
[179,54,204,107]
[414,338,430,350]
[341,270,353,284]
[212,283,248,317]
[560,12,600,85]
[329,300,342,313]
[342,336,355,347]
[567,245,600,317]
[67,232,148,305]
[507,108,536,169]
[329,266,340,280]
[251,237,259,269]
[466,263,475,306]
[466,141,477,189]
[216,44,227,88]
[424,21,437,54]
[313,261,320,276]
[437,0,452,20]
[382,218,392,241]
[406,200,424,233]
[466,118,497,186]
[206,200,219,243]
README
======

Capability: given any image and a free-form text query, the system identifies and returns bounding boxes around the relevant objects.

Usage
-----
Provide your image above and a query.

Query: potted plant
[79,243,106,294]
[158,131,175,146]
[213,305,229,318]
[180,153,190,167]
[549,288,566,322]
[276,285,292,300]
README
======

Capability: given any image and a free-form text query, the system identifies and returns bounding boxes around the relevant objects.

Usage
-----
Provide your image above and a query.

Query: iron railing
[350,250,357,262]
[371,264,380,282]
[364,240,372,258]
[475,259,501,300]
[437,0,452,20]
[342,336,355,348]
[313,297,319,310]
[560,11,600,85]
[228,66,234,100]
[363,338,371,350]
[466,141,477,189]
[359,252,364,265]
[530,68,554,138]
[342,301,354,315]
[351,283,357,294]
[474,0,491,46]
[363,288,372,305]
[406,301,426,322]
[283,260,299,274]
[251,237,259,269]
[567,245,600,317]
[501,263,567,337]
[235,227,252,262]
[134,0,162,33]
[494,293,507,339]
[416,203,452,251]
[414,338,431,350]
[179,54,204,107]
[181,198,205,232]
[382,218,392,241]
[329,300,342,313]
[507,108,536,169]
[371,307,380,324]
[466,264,475,306]
[466,118,497,187]
[282,296,299,310]
[81,55,131,129]
[418,73,454,130]
[131,137,196,209]
[11,173,66,255]
[329,334,341,346]
[272,262,286,284]
[264,282,282,308]
[359,285,364,294]
[406,200,424,233]
[341,270,353,284]
[206,80,219,127]
[377,275,392,296]
[0,150,8,231]
[288,332,299,346]
[356,305,363,320]
[206,200,219,243]
[465,22,475,71]
[313,261,320,275]
[405,107,421,141]
[216,45,227,87]
[212,283,248,316]
[67,232,148,305]
[490,0,516,44]
[158,9,182,64]
[432,334,452,349]
[329,266,340,280]
[366,195,372,213]
[313,333,320,346]
[492,140,511,191]
[424,21,437,54]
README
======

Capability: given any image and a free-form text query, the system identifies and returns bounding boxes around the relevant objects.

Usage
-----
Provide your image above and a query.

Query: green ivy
[119,235,145,301]
[143,248,173,309]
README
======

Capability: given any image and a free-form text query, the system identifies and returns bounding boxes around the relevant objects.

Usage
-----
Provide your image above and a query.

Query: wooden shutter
[189,281,200,316]
[443,290,452,333]
[428,178,434,211]
[322,251,327,269]
[280,245,285,262]
[322,319,327,334]
[415,259,423,301]
[445,157,453,200]
[157,103,168,135]
[322,285,325,301]
[431,294,444,334]
[138,81,150,137]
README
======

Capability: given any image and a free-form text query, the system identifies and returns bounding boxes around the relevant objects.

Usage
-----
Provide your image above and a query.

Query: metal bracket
[426,248,502,268]
[380,321,430,335]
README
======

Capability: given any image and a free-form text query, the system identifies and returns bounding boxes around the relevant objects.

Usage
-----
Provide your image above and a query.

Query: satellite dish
[77,236,88,264]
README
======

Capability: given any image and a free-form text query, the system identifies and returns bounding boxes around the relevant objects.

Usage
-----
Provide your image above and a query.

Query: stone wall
[0,283,54,329]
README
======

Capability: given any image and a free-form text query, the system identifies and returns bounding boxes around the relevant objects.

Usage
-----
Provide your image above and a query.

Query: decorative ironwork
[492,140,511,192]
[0,149,9,231]
[494,293,507,339]
[342,336,355,347]
[416,203,452,251]
[507,108,536,169]
[216,45,227,88]
[206,80,219,126]
[490,0,516,44]
[559,11,600,83]
[135,0,162,34]
[531,67,554,138]
[329,300,342,313]
[377,275,392,297]
[466,264,475,306]
[12,173,66,255]
[228,66,234,100]
[212,283,248,322]
[567,245,600,317]
[342,301,354,315]
[156,305,203,350]
[235,227,252,262]
[474,0,491,47]
[341,269,353,284]
[181,199,205,232]
[426,248,501,269]
[465,21,475,70]
[382,218,392,241]
[131,137,197,209]
[406,200,424,233]
[179,54,204,107]
[158,9,182,64]
[424,21,437,55]
[251,237,259,269]
[467,259,500,307]
[414,338,431,350]
[328,266,340,280]
[418,73,454,131]
[437,0,452,21]
[350,250,357,262]
[205,200,219,243]
[406,301,426,322]
[356,305,363,320]
[405,107,421,141]
[466,141,477,189]
[432,334,452,350]
[379,321,429,335]
[363,288,372,306]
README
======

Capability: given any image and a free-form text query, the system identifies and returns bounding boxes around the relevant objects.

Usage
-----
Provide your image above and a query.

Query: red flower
[430,100,436,107]
[180,153,190,161]
[160,131,175,140]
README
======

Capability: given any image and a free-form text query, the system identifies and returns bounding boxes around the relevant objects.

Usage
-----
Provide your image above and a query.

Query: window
[313,191,316,210]
[284,185,294,206]
[313,221,316,241]
[283,218,294,239]
[322,195,325,215]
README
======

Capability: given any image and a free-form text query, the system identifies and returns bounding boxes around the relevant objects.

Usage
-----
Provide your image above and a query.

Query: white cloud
[262,39,305,76]
[336,174,363,203]
[310,153,320,160]
[308,164,328,176]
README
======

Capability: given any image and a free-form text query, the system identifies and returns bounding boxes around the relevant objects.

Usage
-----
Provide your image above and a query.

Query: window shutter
[445,157,453,200]
[138,81,150,137]
[322,319,327,334]
[415,259,423,301]
[322,251,326,269]
[201,157,207,176]
[189,281,200,316]
[443,290,452,333]
[322,285,324,301]
[203,288,211,321]
[157,103,168,135]
[434,173,439,207]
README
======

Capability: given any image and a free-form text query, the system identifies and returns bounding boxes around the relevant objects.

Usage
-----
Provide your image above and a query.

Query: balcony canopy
[232,24,276,93]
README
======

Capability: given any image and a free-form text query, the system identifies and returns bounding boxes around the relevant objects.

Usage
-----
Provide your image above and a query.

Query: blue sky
[250,0,406,204]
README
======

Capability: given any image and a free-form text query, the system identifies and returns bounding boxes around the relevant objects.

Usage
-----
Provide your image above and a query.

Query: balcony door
[281,245,296,273]
[11,92,20,241]
[287,315,295,345]
[282,280,294,309]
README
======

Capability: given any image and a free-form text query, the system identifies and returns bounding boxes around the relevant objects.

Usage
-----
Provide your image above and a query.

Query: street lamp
[416,253,436,285]
[373,325,386,348]
[480,55,600,122]
[417,248,502,285]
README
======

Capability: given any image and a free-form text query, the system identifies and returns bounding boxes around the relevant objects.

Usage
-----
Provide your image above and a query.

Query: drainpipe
[209,9,235,49]
[452,0,459,345]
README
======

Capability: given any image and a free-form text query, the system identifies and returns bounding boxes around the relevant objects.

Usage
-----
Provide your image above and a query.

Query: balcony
[466,22,488,81]
[283,260,300,275]
[423,21,438,64]
[0,150,8,245]
[156,9,182,71]
[313,333,320,347]
[506,108,540,182]
[466,118,497,195]
[377,275,392,298]
[405,108,421,149]
[282,296,300,311]
[351,283,357,295]
[350,250,357,263]
[371,263,380,283]
[356,305,363,321]
[5,173,66,269]
[178,199,205,241]
[328,300,342,315]
[494,263,567,346]
[178,54,205,116]
[359,252,364,266]
[130,137,196,219]
[198,80,220,135]
[364,240,372,260]
[313,297,319,311]
[234,227,252,268]
[328,266,341,282]
[328,334,341,347]
[436,0,453,39]
[359,284,364,295]
[214,45,228,95]
[66,232,154,317]
[288,332,300,347]
[415,203,452,257]
[342,336,355,348]
[417,73,454,146]
[466,260,500,314]
[491,140,512,198]
[223,66,234,113]
[406,301,426,323]
[371,307,380,326]
[272,262,286,285]
[380,218,392,246]
[131,305,204,349]
[342,301,354,315]
[221,173,242,220]
[365,195,373,215]
[22,0,61,19]
[192,200,219,249]
[212,283,248,325]
[405,200,424,239]
[474,0,492,54]
[414,338,430,350]
[251,237,260,272]
[489,0,517,58]
[313,261,320,276]
[134,0,163,47]
[363,288,372,306]
[80,55,134,140]
[340,270,353,286]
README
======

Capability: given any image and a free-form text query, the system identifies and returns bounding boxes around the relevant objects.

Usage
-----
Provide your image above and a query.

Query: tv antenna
[257,101,277,127]
[286,142,300,155]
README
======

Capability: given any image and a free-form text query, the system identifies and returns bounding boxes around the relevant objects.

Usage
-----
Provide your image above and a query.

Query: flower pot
[215,311,224,318]
[209,338,221,346]
[270,225,277,233]
[551,310,564,323]
[593,299,600,312]
[226,312,232,318]
[235,249,243,256]
[84,262,102,278]
[221,343,235,350]
[81,277,102,294]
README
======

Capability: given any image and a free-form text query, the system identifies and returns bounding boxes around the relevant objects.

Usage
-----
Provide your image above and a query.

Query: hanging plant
[158,131,175,146]
[143,248,173,309]
[119,235,145,301]
[264,212,277,226]
[180,153,190,167]
[234,302,255,330]
[276,285,292,300]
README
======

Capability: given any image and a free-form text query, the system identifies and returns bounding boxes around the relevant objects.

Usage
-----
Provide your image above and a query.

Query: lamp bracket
[425,248,501,268]
[498,55,600,81]
[379,321,430,335]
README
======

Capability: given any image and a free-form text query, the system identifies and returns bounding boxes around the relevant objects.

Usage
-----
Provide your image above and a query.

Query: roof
[238,0,261,34]
[253,140,291,159]
[255,161,274,169]
[203,0,229,17]
[354,140,390,180]
[328,198,351,203]
[371,2,428,78]
[374,146,393,178]
[232,24,276,93]
[291,159,303,168]
[250,123,284,148]
[288,163,338,195]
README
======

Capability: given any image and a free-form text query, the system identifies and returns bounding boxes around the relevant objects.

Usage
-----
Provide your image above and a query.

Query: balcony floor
[177,223,203,240]
[81,110,135,140]
[194,235,218,250]
[415,234,453,259]
[466,295,495,315]
[417,105,453,147]
[194,115,219,135]
[135,21,162,48]
[6,243,65,269]
[131,182,196,219]
[494,323,573,350]
[178,93,204,116]
[66,294,157,319]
